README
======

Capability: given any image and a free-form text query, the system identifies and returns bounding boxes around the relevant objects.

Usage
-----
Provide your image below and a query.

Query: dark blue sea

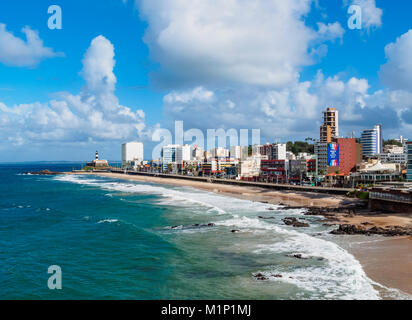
[0,163,403,300]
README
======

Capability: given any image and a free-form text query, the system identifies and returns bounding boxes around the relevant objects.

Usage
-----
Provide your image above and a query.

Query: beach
[68,171,412,297]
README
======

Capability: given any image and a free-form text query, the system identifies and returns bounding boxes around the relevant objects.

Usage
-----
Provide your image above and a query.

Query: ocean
[0,163,401,300]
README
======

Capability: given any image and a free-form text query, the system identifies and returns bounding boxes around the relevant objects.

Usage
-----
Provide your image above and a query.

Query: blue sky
[1,0,412,161]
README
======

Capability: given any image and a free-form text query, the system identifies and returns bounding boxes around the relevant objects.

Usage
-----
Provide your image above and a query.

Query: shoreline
[67,171,412,297]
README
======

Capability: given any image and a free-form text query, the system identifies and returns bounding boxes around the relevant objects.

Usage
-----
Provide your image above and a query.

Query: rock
[254,273,269,281]
[272,274,283,278]
[267,207,275,211]
[25,170,60,175]
[330,224,412,236]
[286,253,309,260]
[231,229,240,233]
[282,217,310,228]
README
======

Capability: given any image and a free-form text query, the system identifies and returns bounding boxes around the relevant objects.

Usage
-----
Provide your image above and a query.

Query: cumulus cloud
[346,0,383,30]
[0,36,146,148]
[0,23,62,67]
[380,30,412,91]
[316,22,345,42]
[137,0,344,88]
[162,69,411,141]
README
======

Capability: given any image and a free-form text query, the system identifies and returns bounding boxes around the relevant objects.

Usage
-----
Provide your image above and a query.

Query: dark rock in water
[286,253,309,260]
[282,217,310,228]
[231,229,240,233]
[272,274,283,278]
[168,223,215,231]
[254,273,268,281]
[267,207,275,211]
[24,169,61,175]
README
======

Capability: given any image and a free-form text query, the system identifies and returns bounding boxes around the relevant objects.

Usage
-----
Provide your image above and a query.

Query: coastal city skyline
[1,0,412,305]
[1,1,412,162]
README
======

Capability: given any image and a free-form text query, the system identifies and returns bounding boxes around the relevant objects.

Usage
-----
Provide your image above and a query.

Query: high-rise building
[406,142,412,181]
[162,144,191,164]
[122,142,144,167]
[360,124,383,157]
[259,143,286,160]
[230,146,243,160]
[335,138,362,175]
[320,107,339,143]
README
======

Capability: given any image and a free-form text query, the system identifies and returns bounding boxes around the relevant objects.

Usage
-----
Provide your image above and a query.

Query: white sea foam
[97,219,118,224]
[55,174,393,300]
[217,216,380,300]
[55,174,280,216]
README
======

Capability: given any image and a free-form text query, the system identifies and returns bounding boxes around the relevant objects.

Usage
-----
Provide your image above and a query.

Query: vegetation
[383,139,402,147]
[347,190,370,200]
[286,141,315,155]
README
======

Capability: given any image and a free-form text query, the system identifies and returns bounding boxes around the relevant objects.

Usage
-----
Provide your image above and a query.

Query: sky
[0,0,412,161]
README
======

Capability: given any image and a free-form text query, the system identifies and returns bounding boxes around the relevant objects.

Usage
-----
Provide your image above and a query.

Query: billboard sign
[327,143,339,167]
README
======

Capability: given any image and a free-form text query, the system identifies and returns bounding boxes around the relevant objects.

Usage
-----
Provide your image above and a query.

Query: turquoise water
[0,163,389,299]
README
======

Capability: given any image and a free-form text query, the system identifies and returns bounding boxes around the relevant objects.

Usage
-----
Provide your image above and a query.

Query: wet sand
[68,171,412,298]
[338,236,412,297]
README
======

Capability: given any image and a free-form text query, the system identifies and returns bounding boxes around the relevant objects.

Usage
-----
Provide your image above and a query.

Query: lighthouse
[86,150,109,169]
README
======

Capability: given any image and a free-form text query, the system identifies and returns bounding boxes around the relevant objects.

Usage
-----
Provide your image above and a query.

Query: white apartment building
[162,144,191,164]
[211,147,229,158]
[240,155,268,178]
[192,146,204,162]
[122,142,144,167]
[379,153,407,164]
[230,146,243,160]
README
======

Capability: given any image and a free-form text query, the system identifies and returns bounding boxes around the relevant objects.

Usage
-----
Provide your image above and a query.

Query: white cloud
[316,22,345,42]
[347,0,383,30]
[0,23,62,67]
[0,36,146,147]
[162,70,409,141]
[137,0,344,88]
[380,30,412,91]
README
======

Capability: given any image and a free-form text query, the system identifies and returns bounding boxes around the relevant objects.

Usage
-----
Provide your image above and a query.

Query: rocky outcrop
[331,224,412,236]
[169,223,215,230]
[24,170,61,175]
[282,217,310,228]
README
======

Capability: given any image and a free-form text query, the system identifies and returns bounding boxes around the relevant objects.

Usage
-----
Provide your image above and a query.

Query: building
[177,144,192,163]
[162,145,178,165]
[122,142,144,168]
[286,151,296,160]
[260,160,289,183]
[192,146,204,162]
[230,146,243,160]
[353,160,402,184]
[383,144,404,154]
[240,155,268,179]
[86,151,109,168]
[320,107,339,143]
[314,142,330,175]
[379,153,407,164]
[259,143,287,160]
[360,124,383,158]
[334,138,362,175]
[241,146,249,161]
[407,142,412,182]
[289,160,307,182]
[211,147,229,158]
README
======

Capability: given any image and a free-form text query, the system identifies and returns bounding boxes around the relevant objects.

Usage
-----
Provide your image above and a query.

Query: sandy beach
[69,171,412,297]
